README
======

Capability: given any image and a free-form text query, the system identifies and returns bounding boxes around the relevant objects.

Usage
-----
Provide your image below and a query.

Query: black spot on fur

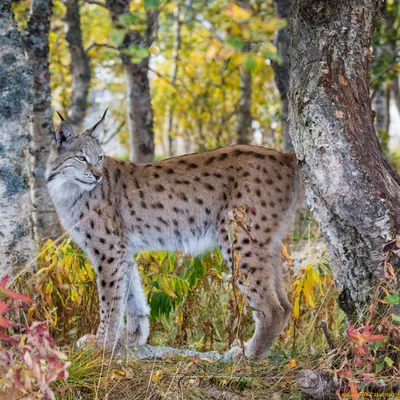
[205,156,215,165]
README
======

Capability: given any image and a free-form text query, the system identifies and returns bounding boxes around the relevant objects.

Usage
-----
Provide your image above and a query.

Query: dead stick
[315,320,335,350]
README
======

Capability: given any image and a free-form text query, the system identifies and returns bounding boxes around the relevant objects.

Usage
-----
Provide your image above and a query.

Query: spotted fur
[47,115,303,358]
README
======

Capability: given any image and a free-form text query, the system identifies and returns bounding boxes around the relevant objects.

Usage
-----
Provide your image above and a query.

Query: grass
[2,210,399,399]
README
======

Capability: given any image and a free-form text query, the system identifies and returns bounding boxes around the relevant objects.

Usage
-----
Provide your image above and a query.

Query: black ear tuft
[84,109,108,139]
[56,111,66,121]
[55,121,75,148]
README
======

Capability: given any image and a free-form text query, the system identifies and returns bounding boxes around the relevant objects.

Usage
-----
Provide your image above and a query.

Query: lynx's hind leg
[217,217,292,359]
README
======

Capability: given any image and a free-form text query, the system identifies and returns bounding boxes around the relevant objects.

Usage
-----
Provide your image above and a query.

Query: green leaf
[375,363,384,373]
[384,290,399,305]
[391,313,400,322]
[144,0,160,10]
[225,36,244,51]
[119,13,139,26]
[111,29,127,47]
[243,55,258,72]
[384,356,393,367]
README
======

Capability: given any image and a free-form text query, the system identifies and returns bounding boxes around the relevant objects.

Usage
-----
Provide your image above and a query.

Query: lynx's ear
[55,120,76,148]
[84,109,108,139]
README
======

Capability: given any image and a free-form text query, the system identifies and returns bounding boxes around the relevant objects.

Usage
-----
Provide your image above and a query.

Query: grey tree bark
[0,0,36,275]
[372,85,390,139]
[165,0,181,156]
[392,78,400,115]
[271,0,292,151]
[236,0,252,145]
[23,0,61,242]
[107,0,158,162]
[288,0,400,315]
[64,0,91,132]
[371,0,393,148]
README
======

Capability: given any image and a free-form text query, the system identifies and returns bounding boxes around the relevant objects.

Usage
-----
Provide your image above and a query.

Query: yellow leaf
[225,3,252,22]
[281,244,294,265]
[289,359,297,368]
[152,370,163,383]
[160,277,178,299]
[303,271,315,308]
[112,370,126,380]
[293,296,300,320]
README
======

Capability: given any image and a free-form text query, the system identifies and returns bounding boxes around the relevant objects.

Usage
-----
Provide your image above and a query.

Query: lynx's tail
[284,151,305,210]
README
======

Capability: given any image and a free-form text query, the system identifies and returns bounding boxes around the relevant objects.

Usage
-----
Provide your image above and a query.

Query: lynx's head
[46,110,107,198]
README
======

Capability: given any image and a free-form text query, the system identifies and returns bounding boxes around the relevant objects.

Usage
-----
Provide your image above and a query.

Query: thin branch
[85,42,118,52]
[85,0,108,9]
[184,1,226,42]
[101,120,126,145]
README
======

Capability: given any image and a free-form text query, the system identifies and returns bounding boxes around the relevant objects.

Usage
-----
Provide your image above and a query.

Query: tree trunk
[372,85,390,153]
[0,0,36,275]
[391,76,400,116]
[271,0,292,151]
[236,0,252,145]
[107,0,158,163]
[288,0,400,315]
[23,0,61,242]
[165,0,181,156]
[64,0,91,132]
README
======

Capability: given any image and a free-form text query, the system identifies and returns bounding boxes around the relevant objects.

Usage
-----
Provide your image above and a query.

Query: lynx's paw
[76,334,98,349]
[76,333,122,351]
[124,314,150,347]
[220,341,248,362]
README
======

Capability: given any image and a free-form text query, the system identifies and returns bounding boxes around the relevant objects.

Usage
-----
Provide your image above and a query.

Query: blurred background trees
[6,0,399,269]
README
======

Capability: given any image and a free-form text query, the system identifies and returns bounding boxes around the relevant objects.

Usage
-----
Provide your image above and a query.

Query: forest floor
[59,345,319,399]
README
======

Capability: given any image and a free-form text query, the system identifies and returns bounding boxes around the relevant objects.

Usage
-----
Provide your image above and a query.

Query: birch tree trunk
[165,0,181,156]
[271,0,292,151]
[288,0,400,315]
[236,0,252,145]
[372,86,390,145]
[107,0,158,162]
[24,0,61,241]
[0,0,36,275]
[65,0,91,132]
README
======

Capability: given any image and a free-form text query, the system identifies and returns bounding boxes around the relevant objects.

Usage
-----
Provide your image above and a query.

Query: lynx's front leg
[123,260,150,346]
[95,254,128,350]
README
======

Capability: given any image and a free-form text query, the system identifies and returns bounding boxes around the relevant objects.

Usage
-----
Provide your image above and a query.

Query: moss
[0,64,33,122]
[0,165,28,197]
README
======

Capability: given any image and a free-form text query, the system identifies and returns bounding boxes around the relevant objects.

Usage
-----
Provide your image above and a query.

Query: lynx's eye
[98,155,104,162]
[76,155,87,162]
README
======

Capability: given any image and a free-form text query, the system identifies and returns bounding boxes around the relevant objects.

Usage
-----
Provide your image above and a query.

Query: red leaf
[360,374,381,387]
[0,316,13,328]
[0,332,19,344]
[0,301,9,314]
[0,287,32,303]
[0,276,10,288]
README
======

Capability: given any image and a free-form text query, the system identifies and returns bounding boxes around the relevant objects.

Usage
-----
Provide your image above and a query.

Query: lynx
[46,112,303,359]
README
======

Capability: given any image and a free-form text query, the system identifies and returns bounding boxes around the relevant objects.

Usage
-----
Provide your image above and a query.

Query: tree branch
[85,42,117,52]
[85,0,108,8]
[184,1,226,42]
[101,120,126,145]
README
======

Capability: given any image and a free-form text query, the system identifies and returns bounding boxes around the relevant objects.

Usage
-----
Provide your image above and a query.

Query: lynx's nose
[92,171,103,181]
